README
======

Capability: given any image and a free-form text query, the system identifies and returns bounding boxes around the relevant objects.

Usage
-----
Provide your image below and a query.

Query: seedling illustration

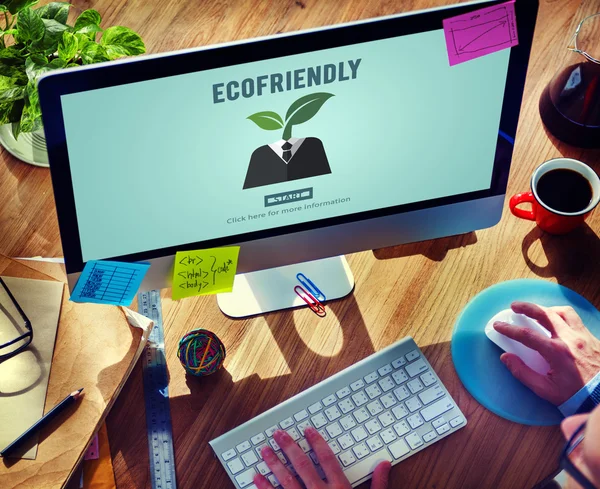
[247,92,334,140]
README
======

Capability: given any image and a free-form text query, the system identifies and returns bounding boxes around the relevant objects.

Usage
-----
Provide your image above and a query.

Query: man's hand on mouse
[253,427,391,489]
[493,301,600,405]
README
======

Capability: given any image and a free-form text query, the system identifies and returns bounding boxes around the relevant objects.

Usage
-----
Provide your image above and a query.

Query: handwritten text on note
[172,247,240,300]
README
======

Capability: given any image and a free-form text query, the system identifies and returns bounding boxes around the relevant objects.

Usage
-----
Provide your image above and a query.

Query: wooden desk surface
[1,0,600,488]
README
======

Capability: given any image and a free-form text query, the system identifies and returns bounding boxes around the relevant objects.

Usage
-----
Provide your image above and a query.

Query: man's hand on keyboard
[253,427,391,489]
[493,301,600,405]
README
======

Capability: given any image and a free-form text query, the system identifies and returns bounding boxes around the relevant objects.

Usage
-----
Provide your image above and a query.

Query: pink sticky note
[443,0,519,66]
[84,434,100,460]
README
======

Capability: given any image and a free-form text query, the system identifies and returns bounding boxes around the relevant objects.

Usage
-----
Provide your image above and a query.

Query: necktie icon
[282,142,293,162]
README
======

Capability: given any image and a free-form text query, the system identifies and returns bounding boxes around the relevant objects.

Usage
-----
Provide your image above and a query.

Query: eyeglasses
[0,277,33,362]
[567,13,600,65]
[560,421,597,489]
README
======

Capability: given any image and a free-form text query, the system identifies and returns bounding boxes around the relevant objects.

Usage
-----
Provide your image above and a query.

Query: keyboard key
[406,350,419,362]
[378,364,393,376]
[298,439,311,453]
[378,376,395,392]
[405,397,423,412]
[405,358,427,377]
[235,468,256,488]
[420,371,436,386]
[318,429,329,441]
[237,440,252,453]
[407,413,424,429]
[393,420,410,437]
[419,384,445,405]
[353,442,370,459]
[352,391,369,407]
[406,432,424,450]
[393,386,410,401]
[432,417,446,429]
[286,427,300,441]
[280,417,294,429]
[365,419,382,434]
[421,397,454,421]
[380,393,397,409]
[339,450,357,467]
[366,435,384,451]
[338,398,355,414]
[256,443,268,460]
[366,400,384,416]
[350,379,365,391]
[392,369,408,385]
[297,420,312,435]
[407,379,424,394]
[366,384,382,399]
[450,416,464,428]
[338,433,355,450]
[227,457,245,474]
[436,423,451,435]
[294,410,309,422]
[325,406,342,421]
[388,439,411,459]
[222,449,236,461]
[340,415,357,431]
[326,421,343,438]
[256,461,271,475]
[336,386,352,399]
[265,425,278,438]
[269,438,280,451]
[392,356,407,369]
[242,450,258,466]
[328,440,341,454]
[311,413,328,429]
[364,371,379,384]
[351,426,368,442]
[392,404,408,419]
[268,474,280,487]
[378,411,395,427]
[379,428,397,444]
[354,407,370,424]
[308,402,323,414]
[322,394,337,406]
[423,431,437,443]
[344,450,393,484]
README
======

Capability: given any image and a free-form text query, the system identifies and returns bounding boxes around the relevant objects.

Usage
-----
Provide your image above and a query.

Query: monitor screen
[60,29,510,263]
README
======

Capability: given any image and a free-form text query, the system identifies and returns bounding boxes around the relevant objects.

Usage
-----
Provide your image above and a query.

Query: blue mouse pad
[451,279,600,426]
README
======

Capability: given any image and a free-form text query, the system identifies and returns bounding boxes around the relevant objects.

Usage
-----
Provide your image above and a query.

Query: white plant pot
[0,124,49,167]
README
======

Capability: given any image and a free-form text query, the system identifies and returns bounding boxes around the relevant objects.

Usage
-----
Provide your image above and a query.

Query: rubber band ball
[177,329,226,376]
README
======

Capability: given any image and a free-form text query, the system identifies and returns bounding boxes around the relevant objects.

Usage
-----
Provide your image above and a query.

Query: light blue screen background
[61,30,510,262]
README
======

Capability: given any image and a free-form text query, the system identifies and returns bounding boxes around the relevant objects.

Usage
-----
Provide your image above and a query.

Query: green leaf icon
[283,92,333,140]
[247,111,284,131]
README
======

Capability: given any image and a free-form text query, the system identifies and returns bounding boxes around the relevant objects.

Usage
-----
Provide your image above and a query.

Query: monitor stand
[217,256,355,318]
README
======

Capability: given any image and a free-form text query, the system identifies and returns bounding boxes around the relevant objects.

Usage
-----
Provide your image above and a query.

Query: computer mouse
[484,309,552,375]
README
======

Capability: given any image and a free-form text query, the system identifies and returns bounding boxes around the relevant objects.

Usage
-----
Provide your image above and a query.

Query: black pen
[1,388,84,458]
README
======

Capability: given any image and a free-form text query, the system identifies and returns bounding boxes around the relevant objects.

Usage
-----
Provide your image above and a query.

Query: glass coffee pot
[539,13,600,148]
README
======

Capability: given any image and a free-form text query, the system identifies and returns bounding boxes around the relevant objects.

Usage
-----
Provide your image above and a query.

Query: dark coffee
[537,169,593,213]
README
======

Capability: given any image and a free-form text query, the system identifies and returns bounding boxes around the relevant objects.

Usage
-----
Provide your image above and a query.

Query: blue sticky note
[70,260,150,306]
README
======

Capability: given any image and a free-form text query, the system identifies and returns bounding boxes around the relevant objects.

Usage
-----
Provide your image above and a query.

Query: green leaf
[15,6,45,42]
[58,30,76,61]
[100,26,145,59]
[73,9,101,31]
[4,0,38,15]
[80,42,108,64]
[74,31,91,50]
[36,2,70,24]
[0,84,24,102]
[25,54,49,82]
[75,23,102,41]
[34,18,69,54]
[0,102,14,124]
[0,46,26,64]
[247,111,284,130]
[282,92,334,140]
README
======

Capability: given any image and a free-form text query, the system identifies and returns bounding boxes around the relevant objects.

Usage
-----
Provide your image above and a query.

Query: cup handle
[509,192,536,221]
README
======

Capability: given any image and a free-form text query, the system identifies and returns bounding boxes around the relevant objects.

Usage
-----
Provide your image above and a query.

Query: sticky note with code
[172,247,240,300]
[443,0,518,67]
[70,260,150,306]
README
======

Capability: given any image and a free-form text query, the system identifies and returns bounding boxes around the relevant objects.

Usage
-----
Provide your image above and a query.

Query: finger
[585,406,600,482]
[511,302,564,336]
[273,430,321,488]
[493,322,554,358]
[261,446,302,489]
[254,473,275,489]
[500,353,557,403]
[304,427,346,484]
[549,306,585,331]
[371,460,392,489]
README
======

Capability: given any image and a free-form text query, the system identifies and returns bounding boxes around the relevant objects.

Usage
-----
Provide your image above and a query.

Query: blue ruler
[138,290,177,489]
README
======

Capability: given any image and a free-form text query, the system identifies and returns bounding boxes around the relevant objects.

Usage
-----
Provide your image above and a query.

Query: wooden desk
[1,0,599,488]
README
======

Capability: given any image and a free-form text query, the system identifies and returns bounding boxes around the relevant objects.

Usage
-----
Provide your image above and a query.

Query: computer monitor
[39,0,538,316]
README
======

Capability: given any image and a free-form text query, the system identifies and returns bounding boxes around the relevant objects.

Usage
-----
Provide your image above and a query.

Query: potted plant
[0,1,145,166]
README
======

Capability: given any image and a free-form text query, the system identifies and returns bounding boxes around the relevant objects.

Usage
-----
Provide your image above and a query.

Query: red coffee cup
[509,158,600,234]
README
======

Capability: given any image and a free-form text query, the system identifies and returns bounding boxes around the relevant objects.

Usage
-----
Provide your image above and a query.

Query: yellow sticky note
[172,247,240,300]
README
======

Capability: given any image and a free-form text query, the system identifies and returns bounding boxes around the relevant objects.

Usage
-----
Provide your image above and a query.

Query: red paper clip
[294,285,326,317]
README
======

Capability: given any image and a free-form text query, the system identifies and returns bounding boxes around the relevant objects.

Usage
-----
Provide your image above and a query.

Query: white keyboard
[210,337,466,488]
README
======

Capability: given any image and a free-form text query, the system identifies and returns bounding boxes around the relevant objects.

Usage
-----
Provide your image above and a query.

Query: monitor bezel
[39,0,539,274]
